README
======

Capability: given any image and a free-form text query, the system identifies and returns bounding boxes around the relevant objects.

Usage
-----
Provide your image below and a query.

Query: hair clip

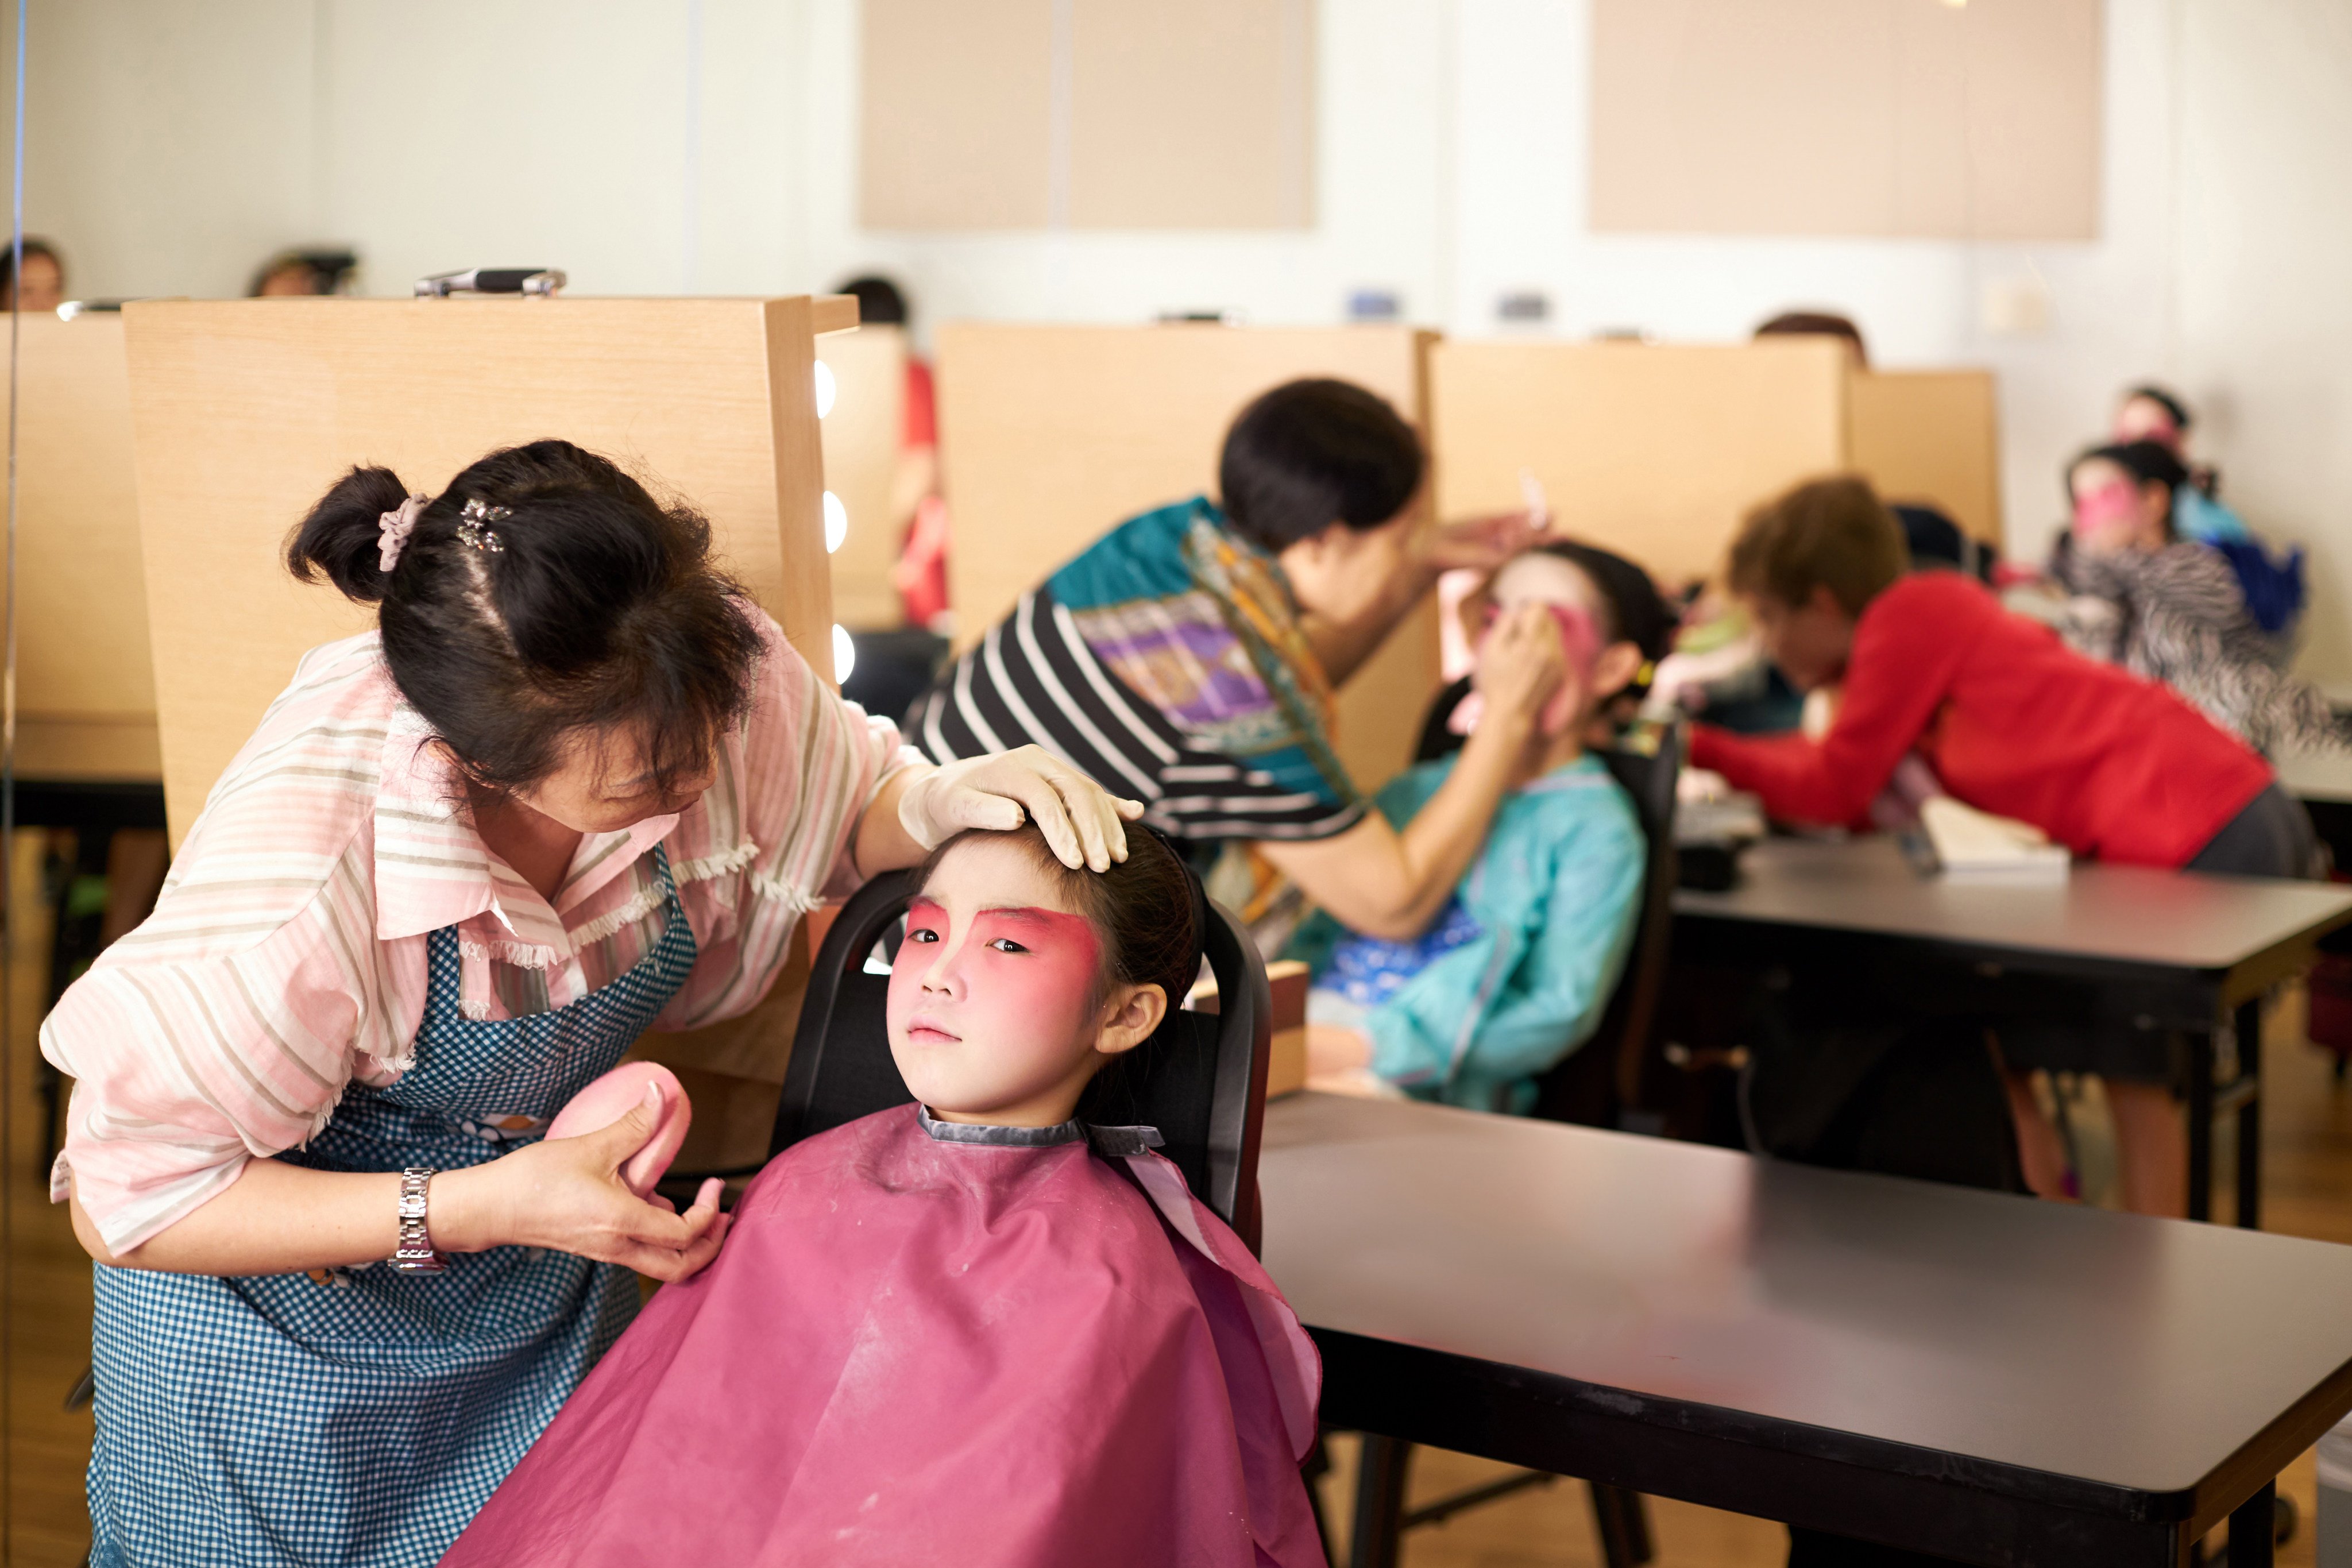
[457,496,512,554]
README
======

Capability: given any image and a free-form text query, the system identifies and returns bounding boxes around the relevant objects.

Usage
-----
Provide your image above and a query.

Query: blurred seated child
[1690,475,2309,1217]
[1288,542,1671,1114]
[2114,383,2307,636]
[2036,440,2341,754]
[2114,383,2246,544]
[448,827,1323,1568]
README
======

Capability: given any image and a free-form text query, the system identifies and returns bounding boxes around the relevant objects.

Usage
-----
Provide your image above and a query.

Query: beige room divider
[1847,368,2004,547]
[818,322,909,631]
[1430,337,2002,586]
[936,321,1440,795]
[0,312,159,782]
[123,293,855,1168]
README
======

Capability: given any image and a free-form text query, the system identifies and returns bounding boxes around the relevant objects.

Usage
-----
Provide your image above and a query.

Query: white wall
[2174,0,2352,683]
[10,0,2352,677]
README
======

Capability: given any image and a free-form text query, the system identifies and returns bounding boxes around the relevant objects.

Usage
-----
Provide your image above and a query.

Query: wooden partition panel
[937,322,1440,794]
[0,314,158,781]
[818,323,909,631]
[125,294,848,846]
[1429,338,1853,586]
[1848,369,2004,548]
[125,295,853,1150]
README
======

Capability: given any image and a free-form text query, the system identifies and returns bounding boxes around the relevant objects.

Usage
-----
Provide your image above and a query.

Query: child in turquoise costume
[1288,542,1671,1113]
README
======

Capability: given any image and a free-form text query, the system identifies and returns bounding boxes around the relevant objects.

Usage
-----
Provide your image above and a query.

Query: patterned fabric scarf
[1049,496,1358,809]
[2050,534,2347,757]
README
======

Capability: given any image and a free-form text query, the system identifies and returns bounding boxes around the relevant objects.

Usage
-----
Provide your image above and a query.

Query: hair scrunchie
[378,493,429,573]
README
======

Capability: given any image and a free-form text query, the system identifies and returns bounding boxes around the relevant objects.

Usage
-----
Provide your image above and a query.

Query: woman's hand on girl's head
[895,746,1146,872]
[1471,602,1567,730]
[438,1086,732,1283]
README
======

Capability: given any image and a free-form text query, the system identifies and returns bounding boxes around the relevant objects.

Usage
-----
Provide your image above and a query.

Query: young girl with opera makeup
[446,827,1324,1568]
[1288,542,1670,1114]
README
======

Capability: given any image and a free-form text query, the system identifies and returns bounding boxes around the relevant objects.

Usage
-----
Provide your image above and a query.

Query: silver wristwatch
[391,1167,445,1275]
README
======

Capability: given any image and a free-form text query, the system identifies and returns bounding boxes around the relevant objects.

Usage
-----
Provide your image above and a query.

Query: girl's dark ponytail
[286,464,414,604]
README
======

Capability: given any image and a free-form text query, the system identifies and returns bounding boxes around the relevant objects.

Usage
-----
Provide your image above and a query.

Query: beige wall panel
[1430,338,1851,586]
[1847,369,2005,548]
[124,295,834,847]
[1590,0,2101,240]
[14,718,161,783]
[937,322,1437,793]
[860,0,1054,230]
[820,325,910,631]
[0,314,158,781]
[1068,0,1314,230]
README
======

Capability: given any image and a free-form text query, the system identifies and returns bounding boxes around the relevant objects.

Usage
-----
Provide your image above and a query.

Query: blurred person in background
[1754,308,1868,368]
[251,248,360,298]
[833,273,949,634]
[2,236,65,311]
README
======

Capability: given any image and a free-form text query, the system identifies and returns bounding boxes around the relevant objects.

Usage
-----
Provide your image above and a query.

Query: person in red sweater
[1693,476,2312,1216]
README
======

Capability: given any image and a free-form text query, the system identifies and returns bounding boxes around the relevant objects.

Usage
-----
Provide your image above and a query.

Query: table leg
[1349,1435,1412,1568]
[2235,998,2263,1231]
[2188,1029,2216,1224]
[2229,1478,2276,1566]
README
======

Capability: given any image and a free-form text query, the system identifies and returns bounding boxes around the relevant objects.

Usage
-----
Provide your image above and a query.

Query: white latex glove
[896,746,1146,872]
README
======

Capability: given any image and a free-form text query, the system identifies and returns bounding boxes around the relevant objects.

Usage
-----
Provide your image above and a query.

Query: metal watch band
[390,1166,445,1275]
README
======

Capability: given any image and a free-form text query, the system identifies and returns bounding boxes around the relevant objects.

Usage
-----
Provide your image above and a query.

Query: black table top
[1261,1092,2352,1511]
[1673,836,2352,978]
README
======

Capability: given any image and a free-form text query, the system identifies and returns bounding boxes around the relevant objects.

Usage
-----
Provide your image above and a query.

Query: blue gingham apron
[87,846,700,1568]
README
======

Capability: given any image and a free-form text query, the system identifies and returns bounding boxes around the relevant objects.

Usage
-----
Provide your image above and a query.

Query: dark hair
[1216,378,1424,551]
[911,823,1200,1010]
[285,440,764,798]
[1534,541,1675,668]
[0,237,61,300]
[250,248,359,298]
[835,275,909,326]
[2067,439,2188,499]
[1727,474,1910,618]
[1754,310,1869,368]
[2123,384,2191,433]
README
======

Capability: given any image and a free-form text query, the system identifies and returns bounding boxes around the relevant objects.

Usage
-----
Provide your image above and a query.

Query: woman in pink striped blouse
[41,439,1140,1567]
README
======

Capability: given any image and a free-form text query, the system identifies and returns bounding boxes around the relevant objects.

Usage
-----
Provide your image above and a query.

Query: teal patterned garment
[1048,497,1357,810]
[86,849,698,1568]
[1288,754,1646,1115]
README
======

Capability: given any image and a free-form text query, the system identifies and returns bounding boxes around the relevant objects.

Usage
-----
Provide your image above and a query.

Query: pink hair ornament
[377,493,428,573]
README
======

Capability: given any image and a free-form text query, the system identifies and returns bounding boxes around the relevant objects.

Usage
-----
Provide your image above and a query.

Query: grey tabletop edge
[1671,836,2352,972]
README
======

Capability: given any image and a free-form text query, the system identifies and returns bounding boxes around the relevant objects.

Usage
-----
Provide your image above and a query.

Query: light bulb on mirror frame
[832,623,856,685]
[823,491,848,554]
[814,360,837,419]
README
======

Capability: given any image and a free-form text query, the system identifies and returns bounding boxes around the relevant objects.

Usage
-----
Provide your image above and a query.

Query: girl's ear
[1094,983,1169,1058]
[1591,640,1645,700]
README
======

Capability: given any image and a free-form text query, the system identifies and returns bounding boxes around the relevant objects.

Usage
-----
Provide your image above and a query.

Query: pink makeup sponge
[545,1062,691,1200]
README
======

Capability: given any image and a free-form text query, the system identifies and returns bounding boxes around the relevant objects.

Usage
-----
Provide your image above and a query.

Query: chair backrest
[1574,724,1683,1107]
[771,869,1275,1250]
[1409,676,1683,1121]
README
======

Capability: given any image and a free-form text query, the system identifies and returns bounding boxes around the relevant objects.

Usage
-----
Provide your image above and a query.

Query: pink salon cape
[445,1102,1325,1567]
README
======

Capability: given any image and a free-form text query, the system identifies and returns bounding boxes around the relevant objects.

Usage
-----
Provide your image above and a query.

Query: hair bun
[286,465,416,604]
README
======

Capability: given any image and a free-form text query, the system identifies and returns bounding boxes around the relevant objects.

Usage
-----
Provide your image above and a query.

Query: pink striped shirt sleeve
[43,614,914,1253]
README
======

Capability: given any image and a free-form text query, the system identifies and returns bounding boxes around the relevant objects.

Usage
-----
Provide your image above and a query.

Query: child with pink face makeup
[448,826,1324,1568]
[2040,441,2341,758]
[1288,542,1672,1113]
